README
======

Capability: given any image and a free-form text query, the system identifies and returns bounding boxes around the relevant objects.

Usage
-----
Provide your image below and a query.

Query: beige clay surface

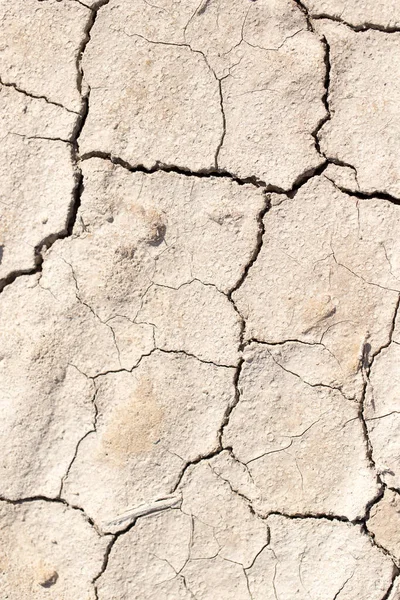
[1,0,400,598]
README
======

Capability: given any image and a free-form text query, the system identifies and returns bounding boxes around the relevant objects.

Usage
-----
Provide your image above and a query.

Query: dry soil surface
[1,0,400,598]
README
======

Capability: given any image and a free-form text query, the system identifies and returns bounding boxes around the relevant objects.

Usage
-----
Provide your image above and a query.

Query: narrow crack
[273,160,329,198]
[209,457,258,509]
[366,410,400,423]
[293,0,400,34]
[245,414,330,466]
[219,357,244,443]
[377,574,400,600]
[325,157,360,188]
[326,175,400,207]
[369,295,400,368]
[245,336,345,374]
[0,77,79,114]
[73,0,93,9]
[91,347,157,379]
[228,191,270,303]
[142,277,226,296]
[244,28,306,53]
[170,448,224,494]
[0,494,101,533]
[154,347,236,370]
[267,510,350,523]
[264,346,350,397]
[181,574,200,600]
[81,150,267,188]
[207,457,364,525]
[92,535,118,599]
[214,78,226,168]
[59,385,99,498]
[293,0,314,31]
[61,257,123,366]
[311,13,400,34]
[314,33,331,156]
[243,567,255,600]
[9,132,72,144]
[294,0,332,166]
[357,298,400,560]
[75,2,109,98]
[364,502,400,566]
[90,343,235,381]
[358,378,382,476]
[331,246,400,293]
[332,571,355,600]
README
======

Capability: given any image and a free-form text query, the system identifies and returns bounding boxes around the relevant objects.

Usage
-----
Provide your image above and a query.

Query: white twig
[107,493,182,527]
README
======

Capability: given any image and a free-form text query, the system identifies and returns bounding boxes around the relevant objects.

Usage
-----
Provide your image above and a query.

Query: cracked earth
[3,0,400,598]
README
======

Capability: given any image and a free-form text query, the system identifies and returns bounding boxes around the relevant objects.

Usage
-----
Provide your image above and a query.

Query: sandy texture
[2,0,400,597]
